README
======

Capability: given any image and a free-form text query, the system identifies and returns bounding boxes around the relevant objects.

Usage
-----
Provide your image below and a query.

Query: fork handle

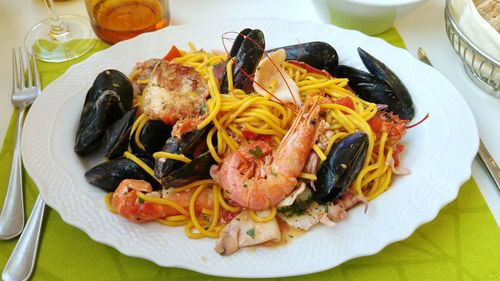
[0,109,25,240]
[2,195,45,281]
[478,140,500,191]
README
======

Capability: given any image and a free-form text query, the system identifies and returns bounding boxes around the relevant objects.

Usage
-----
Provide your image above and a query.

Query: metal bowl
[444,0,500,98]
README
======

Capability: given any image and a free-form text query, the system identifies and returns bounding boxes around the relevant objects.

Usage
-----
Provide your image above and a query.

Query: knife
[417,47,500,192]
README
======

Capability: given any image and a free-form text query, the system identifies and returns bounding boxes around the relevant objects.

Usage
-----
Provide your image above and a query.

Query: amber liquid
[86,0,170,44]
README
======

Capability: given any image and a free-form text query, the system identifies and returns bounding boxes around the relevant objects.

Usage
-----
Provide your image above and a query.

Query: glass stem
[44,0,67,37]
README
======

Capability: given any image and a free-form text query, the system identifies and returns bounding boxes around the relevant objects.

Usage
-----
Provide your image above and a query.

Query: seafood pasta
[77,29,416,255]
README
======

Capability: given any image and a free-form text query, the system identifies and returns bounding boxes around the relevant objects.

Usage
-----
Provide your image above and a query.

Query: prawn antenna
[404,113,429,129]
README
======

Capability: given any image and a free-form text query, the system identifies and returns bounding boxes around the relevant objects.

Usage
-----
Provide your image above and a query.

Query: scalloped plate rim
[21,18,478,278]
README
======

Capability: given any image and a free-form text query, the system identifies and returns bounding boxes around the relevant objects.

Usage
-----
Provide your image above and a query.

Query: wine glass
[25,0,96,62]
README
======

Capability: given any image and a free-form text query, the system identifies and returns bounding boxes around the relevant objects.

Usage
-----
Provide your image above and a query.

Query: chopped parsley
[246,228,256,239]
[249,146,263,158]
[200,102,206,115]
[278,197,313,217]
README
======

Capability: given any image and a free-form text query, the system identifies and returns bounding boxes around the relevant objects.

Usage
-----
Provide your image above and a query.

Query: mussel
[229,28,253,58]
[74,69,134,155]
[99,108,173,159]
[358,48,414,120]
[312,132,369,203]
[161,150,215,187]
[154,126,210,178]
[101,107,137,159]
[267,41,339,71]
[330,48,414,120]
[85,154,160,192]
[136,120,172,154]
[220,29,265,94]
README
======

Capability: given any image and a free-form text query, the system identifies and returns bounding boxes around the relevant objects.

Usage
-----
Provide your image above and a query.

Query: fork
[0,47,41,240]
[3,195,45,281]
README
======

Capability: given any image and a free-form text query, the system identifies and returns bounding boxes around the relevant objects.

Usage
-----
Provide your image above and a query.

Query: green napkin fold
[1,31,499,281]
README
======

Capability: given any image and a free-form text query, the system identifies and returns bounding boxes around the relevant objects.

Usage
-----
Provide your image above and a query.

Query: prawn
[112,179,213,222]
[211,98,321,210]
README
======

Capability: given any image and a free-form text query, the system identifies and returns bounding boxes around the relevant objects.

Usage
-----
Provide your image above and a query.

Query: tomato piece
[163,45,182,61]
[241,128,273,143]
[333,97,355,110]
[368,115,383,133]
[220,208,238,223]
[287,60,333,78]
[242,128,258,140]
[257,135,273,143]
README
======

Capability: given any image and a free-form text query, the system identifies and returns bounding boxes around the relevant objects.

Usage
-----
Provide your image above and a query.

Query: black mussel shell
[154,137,183,178]
[229,28,253,58]
[85,154,160,192]
[221,29,265,94]
[331,65,414,120]
[267,41,339,70]
[154,126,210,178]
[74,69,133,155]
[162,150,215,187]
[102,107,137,160]
[313,132,369,203]
[139,120,172,153]
[333,65,392,98]
[357,48,414,120]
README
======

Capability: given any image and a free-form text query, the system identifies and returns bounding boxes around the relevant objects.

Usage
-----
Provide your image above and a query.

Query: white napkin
[450,0,499,82]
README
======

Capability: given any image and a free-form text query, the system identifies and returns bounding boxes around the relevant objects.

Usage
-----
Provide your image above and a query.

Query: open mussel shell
[358,48,415,120]
[162,150,215,187]
[138,120,172,154]
[267,41,339,70]
[154,126,210,178]
[331,63,414,121]
[101,107,137,160]
[333,65,392,101]
[154,137,184,178]
[358,48,414,120]
[220,29,265,94]
[312,132,369,203]
[74,69,134,155]
[85,154,160,192]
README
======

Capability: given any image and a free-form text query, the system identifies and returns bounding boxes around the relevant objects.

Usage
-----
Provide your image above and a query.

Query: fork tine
[12,48,19,91]
[24,47,33,88]
[17,47,25,89]
[31,48,41,90]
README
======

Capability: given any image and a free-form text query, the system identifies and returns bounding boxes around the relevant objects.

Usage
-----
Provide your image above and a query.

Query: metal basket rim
[444,0,500,67]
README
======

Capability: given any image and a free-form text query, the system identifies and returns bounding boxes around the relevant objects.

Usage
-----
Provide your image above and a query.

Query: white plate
[21,19,478,278]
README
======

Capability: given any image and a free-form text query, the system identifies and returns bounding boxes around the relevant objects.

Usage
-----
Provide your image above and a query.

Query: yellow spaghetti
[152,152,191,164]
[107,42,406,243]
[248,208,277,223]
[104,192,117,213]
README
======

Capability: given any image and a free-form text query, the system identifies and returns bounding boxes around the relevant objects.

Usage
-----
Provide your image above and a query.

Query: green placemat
[1,31,499,281]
